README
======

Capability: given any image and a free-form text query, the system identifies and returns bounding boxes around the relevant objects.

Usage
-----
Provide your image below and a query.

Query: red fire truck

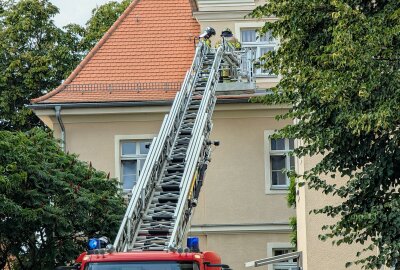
[57,237,231,270]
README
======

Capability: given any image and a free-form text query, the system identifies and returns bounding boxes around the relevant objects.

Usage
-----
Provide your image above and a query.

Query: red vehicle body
[73,250,224,270]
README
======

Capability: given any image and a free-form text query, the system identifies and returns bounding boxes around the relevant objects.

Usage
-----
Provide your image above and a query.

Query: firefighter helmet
[221,28,233,37]
[199,27,216,39]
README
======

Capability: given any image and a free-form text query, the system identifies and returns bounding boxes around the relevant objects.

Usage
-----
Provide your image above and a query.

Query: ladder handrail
[168,45,225,248]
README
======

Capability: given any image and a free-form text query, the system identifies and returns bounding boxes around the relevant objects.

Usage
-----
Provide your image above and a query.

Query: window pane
[272,171,287,186]
[139,159,146,172]
[271,139,285,150]
[122,160,137,190]
[122,141,136,156]
[289,139,295,150]
[259,47,275,74]
[241,29,256,42]
[271,155,286,170]
[140,142,150,154]
[259,47,274,57]
[259,31,275,43]
[274,249,290,256]
[271,155,287,186]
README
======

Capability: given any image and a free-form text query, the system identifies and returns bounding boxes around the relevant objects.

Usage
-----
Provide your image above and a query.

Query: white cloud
[50,0,122,27]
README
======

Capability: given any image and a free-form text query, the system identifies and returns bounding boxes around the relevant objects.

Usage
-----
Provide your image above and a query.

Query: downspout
[55,106,66,152]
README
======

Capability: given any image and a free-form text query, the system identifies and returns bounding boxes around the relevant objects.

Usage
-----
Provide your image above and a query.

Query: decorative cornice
[195,0,256,12]
[193,10,254,21]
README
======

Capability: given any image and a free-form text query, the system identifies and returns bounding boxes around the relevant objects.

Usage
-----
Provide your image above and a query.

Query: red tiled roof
[33,0,200,104]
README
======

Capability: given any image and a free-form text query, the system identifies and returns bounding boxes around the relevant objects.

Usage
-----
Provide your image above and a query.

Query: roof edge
[32,0,142,104]
[29,97,252,110]
[189,0,198,12]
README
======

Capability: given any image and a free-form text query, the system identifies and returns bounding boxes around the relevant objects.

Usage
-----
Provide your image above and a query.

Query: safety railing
[113,41,207,252]
[240,48,256,84]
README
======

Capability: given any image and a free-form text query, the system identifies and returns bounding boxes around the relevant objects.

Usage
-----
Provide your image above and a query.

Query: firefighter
[216,28,241,50]
[216,28,241,82]
[199,27,216,47]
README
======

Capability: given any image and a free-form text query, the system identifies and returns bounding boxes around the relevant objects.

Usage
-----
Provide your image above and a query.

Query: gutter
[28,98,250,110]
[54,106,66,152]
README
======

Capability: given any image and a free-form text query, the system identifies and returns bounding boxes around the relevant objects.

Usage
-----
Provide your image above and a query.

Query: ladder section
[133,52,218,250]
[114,41,239,252]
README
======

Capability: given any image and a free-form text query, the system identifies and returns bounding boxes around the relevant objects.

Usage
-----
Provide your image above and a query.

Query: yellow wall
[36,103,294,270]
[194,232,293,270]
[297,154,374,270]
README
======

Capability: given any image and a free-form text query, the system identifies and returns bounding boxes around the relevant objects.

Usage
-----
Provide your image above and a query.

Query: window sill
[265,187,289,195]
[271,185,289,190]
[256,74,278,79]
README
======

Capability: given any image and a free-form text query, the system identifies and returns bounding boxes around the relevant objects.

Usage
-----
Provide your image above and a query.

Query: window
[120,140,151,192]
[272,249,297,270]
[265,131,295,193]
[240,28,278,76]
[267,243,297,270]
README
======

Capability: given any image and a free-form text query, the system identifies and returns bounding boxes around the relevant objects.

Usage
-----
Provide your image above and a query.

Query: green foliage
[80,0,131,52]
[251,0,400,269]
[0,0,132,132]
[0,0,83,131]
[0,128,125,269]
[287,176,297,249]
[289,216,297,248]
[287,176,296,208]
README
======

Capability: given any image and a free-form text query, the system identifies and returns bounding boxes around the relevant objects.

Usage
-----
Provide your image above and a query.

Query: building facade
[31,0,379,270]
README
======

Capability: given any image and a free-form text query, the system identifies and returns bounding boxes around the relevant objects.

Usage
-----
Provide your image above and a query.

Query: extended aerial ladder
[113,40,244,252]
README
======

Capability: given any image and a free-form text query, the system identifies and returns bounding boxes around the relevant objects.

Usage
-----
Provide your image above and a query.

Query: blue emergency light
[88,238,100,250]
[187,237,200,252]
[88,236,110,250]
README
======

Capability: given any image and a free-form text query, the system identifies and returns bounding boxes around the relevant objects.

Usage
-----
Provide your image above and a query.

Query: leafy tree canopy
[0,128,125,269]
[0,0,132,131]
[251,0,399,269]
[80,0,131,52]
[0,0,83,131]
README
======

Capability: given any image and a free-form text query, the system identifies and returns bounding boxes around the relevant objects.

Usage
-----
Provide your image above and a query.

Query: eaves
[28,97,250,111]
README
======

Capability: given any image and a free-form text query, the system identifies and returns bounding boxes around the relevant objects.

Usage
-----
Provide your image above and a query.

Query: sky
[50,0,122,27]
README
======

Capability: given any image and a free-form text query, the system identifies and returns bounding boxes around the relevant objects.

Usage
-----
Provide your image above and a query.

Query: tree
[80,0,131,52]
[251,1,400,269]
[0,0,133,132]
[0,128,125,269]
[0,0,83,131]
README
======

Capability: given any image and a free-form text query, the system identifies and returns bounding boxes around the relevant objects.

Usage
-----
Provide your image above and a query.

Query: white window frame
[264,130,295,194]
[235,22,279,78]
[114,134,156,192]
[267,243,297,270]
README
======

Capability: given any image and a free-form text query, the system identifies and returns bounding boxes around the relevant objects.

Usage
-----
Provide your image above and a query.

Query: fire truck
[58,236,230,270]
[56,29,246,270]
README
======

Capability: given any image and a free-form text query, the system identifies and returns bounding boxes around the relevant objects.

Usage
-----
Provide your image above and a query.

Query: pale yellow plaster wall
[297,154,371,270]
[52,113,165,176]
[193,233,292,270]
[38,103,294,269]
[193,108,294,225]
[46,104,294,225]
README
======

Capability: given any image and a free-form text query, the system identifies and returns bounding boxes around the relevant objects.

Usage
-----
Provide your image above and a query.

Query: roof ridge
[32,0,142,103]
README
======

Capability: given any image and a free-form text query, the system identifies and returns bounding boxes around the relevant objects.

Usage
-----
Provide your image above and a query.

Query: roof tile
[33,0,200,104]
